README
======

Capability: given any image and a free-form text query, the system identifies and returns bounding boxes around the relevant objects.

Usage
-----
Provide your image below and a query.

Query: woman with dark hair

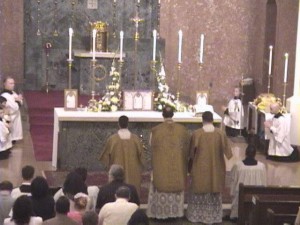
[30,176,55,221]
[4,195,42,225]
[128,209,149,225]
[63,172,88,197]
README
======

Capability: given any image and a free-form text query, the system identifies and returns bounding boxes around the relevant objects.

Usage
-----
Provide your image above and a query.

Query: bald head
[270,102,281,114]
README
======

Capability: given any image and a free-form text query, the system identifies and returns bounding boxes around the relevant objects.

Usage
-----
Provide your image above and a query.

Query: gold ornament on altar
[90,21,108,52]
[253,93,285,113]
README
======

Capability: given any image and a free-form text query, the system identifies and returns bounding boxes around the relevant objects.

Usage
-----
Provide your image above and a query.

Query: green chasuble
[99,133,145,194]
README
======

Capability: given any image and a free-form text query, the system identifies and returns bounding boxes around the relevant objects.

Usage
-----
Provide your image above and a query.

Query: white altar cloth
[52,108,222,168]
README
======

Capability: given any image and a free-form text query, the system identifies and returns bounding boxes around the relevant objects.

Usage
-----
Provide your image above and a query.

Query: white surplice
[0,121,12,151]
[223,98,244,129]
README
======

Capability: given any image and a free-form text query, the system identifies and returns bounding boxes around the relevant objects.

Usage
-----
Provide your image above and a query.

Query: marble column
[286,0,300,146]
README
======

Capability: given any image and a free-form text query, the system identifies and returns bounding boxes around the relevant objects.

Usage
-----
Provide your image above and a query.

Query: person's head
[245,144,256,159]
[73,193,88,211]
[74,167,88,182]
[127,209,149,225]
[234,86,240,97]
[118,115,129,129]
[0,106,4,118]
[162,106,174,119]
[21,165,35,182]
[12,195,34,224]
[0,180,13,192]
[55,196,70,215]
[0,96,7,107]
[270,102,281,115]
[82,211,99,225]
[63,171,87,197]
[202,111,213,124]
[3,77,15,91]
[31,176,49,199]
[108,164,125,182]
[115,186,131,200]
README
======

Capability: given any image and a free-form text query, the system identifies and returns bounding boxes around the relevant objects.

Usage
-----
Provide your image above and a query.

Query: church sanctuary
[1,0,300,224]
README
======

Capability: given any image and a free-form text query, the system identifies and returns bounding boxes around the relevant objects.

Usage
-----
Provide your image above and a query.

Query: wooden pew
[266,208,297,225]
[238,183,300,225]
[249,195,300,225]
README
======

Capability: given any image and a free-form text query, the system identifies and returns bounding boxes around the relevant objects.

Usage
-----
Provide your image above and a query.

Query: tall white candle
[268,45,273,75]
[178,30,183,63]
[120,31,124,61]
[68,28,73,61]
[199,34,205,64]
[152,29,157,61]
[284,53,289,83]
[92,29,96,60]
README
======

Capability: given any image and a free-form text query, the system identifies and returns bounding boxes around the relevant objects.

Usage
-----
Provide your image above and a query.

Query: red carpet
[24,91,90,161]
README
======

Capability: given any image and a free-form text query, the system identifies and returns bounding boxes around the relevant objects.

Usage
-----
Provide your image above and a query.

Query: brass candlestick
[151,60,157,90]
[67,59,73,89]
[112,0,117,39]
[118,59,124,87]
[283,82,287,107]
[91,59,97,94]
[267,73,272,94]
[157,0,161,38]
[177,63,182,101]
[37,0,41,36]
[53,0,58,36]
[197,63,203,91]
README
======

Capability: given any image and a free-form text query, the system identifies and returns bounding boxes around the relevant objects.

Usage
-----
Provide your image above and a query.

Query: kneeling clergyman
[99,115,145,194]
[147,106,190,219]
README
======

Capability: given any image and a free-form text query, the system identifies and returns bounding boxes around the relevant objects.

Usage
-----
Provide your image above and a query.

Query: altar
[52,108,222,170]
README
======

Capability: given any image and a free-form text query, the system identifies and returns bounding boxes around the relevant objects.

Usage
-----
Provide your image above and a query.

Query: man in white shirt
[11,165,35,199]
[264,102,299,162]
[98,186,138,225]
[1,77,23,143]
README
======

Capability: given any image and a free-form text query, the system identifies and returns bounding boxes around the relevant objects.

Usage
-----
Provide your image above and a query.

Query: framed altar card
[123,90,153,111]
[64,89,78,111]
[196,91,209,106]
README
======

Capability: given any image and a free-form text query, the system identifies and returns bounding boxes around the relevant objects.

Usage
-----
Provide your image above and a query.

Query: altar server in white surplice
[0,106,12,160]
[264,102,299,162]
[229,144,267,221]
[223,87,244,137]
[1,77,23,142]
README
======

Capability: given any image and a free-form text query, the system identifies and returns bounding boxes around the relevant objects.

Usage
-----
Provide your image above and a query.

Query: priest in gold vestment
[147,106,190,219]
[99,116,145,194]
[187,111,232,224]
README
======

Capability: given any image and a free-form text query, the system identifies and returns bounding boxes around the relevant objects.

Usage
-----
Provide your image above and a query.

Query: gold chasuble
[190,127,232,193]
[99,132,145,193]
[151,121,190,192]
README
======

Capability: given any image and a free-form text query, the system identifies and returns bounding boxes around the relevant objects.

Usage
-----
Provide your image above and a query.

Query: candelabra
[176,63,182,101]
[197,63,203,91]
[67,59,73,89]
[283,82,287,107]
[151,60,157,90]
[37,0,41,36]
[267,73,272,94]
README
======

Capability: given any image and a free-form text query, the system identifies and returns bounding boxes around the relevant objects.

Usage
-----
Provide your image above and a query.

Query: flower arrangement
[153,64,177,111]
[98,61,121,111]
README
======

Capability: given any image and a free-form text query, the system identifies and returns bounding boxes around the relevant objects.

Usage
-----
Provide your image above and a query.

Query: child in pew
[225,144,267,222]
[0,105,12,160]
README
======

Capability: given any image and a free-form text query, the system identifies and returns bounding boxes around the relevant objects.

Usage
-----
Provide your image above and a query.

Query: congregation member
[98,186,138,225]
[4,195,43,225]
[0,181,14,224]
[30,176,55,221]
[82,211,98,225]
[54,167,99,210]
[1,77,23,143]
[43,196,79,225]
[11,165,35,199]
[228,144,267,222]
[223,86,244,137]
[67,193,89,223]
[99,115,145,194]
[147,106,190,219]
[0,105,12,160]
[187,111,233,224]
[128,209,149,225]
[96,164,139,211]
[264,102,299,162]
